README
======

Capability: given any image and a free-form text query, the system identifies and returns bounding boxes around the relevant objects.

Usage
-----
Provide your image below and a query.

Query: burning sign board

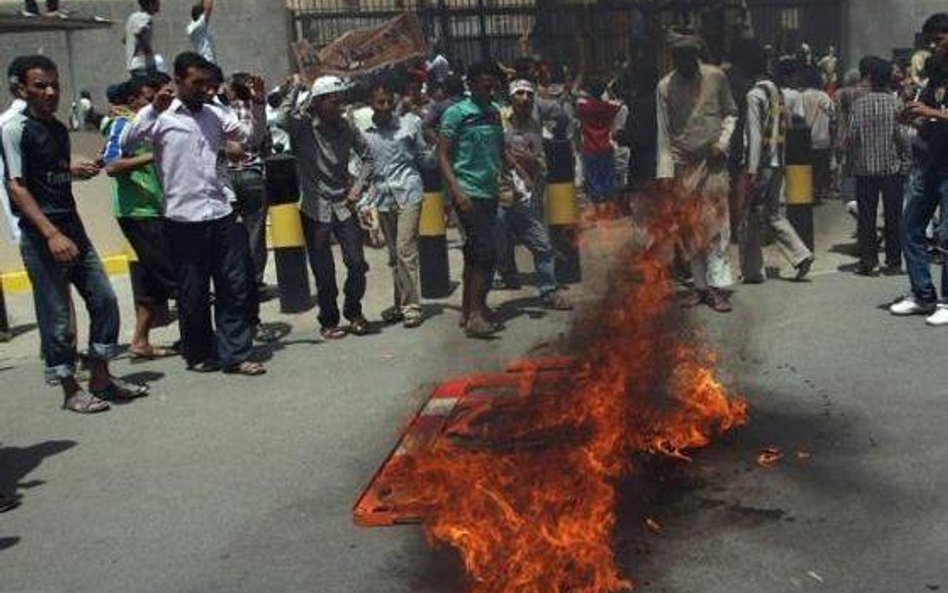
[354,194,749,593]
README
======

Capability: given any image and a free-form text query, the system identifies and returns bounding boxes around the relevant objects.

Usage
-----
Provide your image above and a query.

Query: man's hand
[906,101,945,121]
[70,161,101,180]
[346,187,361,204]
[708,143,728,163]
[153,84,175,112]
[250,75,267,104]
[47,232,79,264]
[454,192,474,213]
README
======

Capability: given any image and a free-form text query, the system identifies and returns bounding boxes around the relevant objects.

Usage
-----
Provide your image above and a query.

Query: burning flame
[406,193,748,593]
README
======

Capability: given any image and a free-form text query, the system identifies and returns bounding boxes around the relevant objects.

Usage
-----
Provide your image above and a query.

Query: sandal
[63,390,110,414]
[381,307,404,324]
[348,317,370,336]
[320,326,348,340]
[0,493,21,513]
[129,345,177,361]
[223,361,267,376]
[91,380,149,402]
[188,360,221,373]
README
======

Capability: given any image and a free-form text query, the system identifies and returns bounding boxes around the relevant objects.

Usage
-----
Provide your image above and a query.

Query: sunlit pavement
[2,201,946,593]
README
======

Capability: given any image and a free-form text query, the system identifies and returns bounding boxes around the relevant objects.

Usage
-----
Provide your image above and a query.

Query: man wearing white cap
[277,74,374,339]
[657,31,739,313]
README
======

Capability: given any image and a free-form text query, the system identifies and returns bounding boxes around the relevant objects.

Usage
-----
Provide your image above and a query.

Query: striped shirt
[848,91,905,177]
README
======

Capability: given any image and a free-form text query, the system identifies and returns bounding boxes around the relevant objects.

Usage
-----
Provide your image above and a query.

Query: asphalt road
[2,202,947,593]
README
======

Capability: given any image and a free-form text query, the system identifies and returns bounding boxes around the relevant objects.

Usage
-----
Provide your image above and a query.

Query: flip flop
[129,346,177,361]
[223,361,267,376]
[91,381,149,402]
[62,390,110,414]
[320,327,348,340]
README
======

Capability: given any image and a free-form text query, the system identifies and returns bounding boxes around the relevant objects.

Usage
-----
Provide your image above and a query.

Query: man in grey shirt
[276,75,374,338]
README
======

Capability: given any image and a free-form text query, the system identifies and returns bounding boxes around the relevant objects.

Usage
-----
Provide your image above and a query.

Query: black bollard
[418,167,452,299]
[785,122,815,251]
[0,277,9,342]
[544,139,581,284]
[265,154,311,314]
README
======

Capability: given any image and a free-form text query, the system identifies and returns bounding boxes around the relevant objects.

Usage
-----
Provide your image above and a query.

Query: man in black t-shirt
[1,55,147,413]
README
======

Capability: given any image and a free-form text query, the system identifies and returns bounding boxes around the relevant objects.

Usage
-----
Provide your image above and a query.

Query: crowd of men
[3,1,948,424]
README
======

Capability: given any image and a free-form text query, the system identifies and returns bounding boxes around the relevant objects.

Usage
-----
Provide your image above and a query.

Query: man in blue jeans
[498,78,572,311]
[2,55,148,413]
[890,13,948,325]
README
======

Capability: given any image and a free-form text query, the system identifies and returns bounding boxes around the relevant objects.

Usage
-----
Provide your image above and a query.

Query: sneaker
[794,256,814,281]
[854,265,880,277]
[541,290,573,311]
[926,304,948,326]
[845,200,858,219]
[890,296,935,316]
[20,9,39,16]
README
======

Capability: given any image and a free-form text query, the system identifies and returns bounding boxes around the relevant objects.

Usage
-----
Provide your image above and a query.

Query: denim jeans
[232,168,269,286]
[902,167,948,304]
[19,217,119,384]
[301,213,368,329]
[164,214,254,368]
[497,201,558,296]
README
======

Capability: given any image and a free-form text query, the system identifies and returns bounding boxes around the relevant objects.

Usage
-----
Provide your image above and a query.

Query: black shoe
[187,360,221,373]
[854,265,880,277]
[794,256,814,281]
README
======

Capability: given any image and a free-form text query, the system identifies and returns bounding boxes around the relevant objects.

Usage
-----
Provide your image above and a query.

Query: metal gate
[287,0,754,75]
[746,0,844,59]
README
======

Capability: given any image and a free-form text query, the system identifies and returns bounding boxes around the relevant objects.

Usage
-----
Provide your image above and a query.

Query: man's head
[228,72,253,102]
[369,81,395,124]
[124,77,153,110]
[309,75,351,123]
[466,62,500,105]
[139,0,160,14]
[923,13,948,65]
[668,33,703,78]
[173,52,214,109]
[866,58,893,91]
[8,55,60,119]
[191,2,204,21]
[508,79,536,118]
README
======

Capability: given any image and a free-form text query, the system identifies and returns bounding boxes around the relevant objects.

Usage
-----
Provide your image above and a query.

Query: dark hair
[802,65,824,90]
[368,79,395,97]
[8,54,57,87]
[732,37,768,77]
[138,0,159,11]
[144,71,172,90]
[466,61,500,83]
[191,2,204,21]
[229,72,252,101]
[867,58,892,90]
[266,91,282,109]
[174,52,212,79]
[922,13,948,42]
[126,76,149,98]
[442,75,464,97]
[587,77,607,99]
[106,82,131,105]
[207,63,224,85]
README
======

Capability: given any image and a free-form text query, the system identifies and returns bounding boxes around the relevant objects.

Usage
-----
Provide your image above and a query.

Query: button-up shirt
[123,98,265,222]
[228,97,271,172]
[362,113,427,212]
[848,91,906,177]
[275,86,373,223]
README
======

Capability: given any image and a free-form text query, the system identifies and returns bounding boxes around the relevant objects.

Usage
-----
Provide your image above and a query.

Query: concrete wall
[843,0,942,65]
[0,0,292,273]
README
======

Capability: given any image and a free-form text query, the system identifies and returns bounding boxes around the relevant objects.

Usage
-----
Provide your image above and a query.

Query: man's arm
[203,0,213,21]
[438,133,470,211]
[102,117,154,176]
[655,82,675,179]
[2,123,78,262]
[715,73,739,155]
[348,126,374,203]
[745,91,763,175]
[122,104,160,153]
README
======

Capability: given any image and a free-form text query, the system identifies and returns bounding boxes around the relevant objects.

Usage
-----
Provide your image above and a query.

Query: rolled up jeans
[19,217,119,384]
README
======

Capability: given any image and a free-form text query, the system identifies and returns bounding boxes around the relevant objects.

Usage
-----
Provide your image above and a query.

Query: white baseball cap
[311,75,352,98]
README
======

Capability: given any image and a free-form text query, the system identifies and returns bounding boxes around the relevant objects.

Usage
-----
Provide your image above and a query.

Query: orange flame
[406,193,748,593]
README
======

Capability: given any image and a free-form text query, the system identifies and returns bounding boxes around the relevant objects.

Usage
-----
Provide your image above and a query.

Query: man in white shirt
[0,96,27,244]
[123,52,267,376]
[186,0,217,64]
[125,0,161,76]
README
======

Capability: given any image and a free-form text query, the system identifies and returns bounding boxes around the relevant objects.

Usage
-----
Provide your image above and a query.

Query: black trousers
[856,174,903,269]
[164,214,254,368]
[118,218,178,306]
[232,168,269,286]
[24,0,58,12]
[301,213,368,329]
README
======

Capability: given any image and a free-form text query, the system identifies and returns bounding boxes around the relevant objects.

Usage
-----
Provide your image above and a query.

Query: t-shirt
[0,111,77,228]
[576,97,621,154]
[440,97,504,200]
[100,113,163,219]
[917,78,948,176]
[125,11,153,72]
[186,14,217,63]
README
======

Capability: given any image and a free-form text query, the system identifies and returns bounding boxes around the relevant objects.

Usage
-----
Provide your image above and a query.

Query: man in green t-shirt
[101,74,178,359]
[439,62,505,338]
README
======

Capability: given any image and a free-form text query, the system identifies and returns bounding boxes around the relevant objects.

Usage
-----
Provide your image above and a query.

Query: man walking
[891,14,948,324]
[439,62,505,337]
[848,57,907,277]
[123,52,266,375]
[656,32,739,312]
[737,44,814,283]
[277,75,373,339]
[363,81,427,329]
[2,55,147,412]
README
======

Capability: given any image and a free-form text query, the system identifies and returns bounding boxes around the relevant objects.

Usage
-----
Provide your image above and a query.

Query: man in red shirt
[576,79,622,216]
